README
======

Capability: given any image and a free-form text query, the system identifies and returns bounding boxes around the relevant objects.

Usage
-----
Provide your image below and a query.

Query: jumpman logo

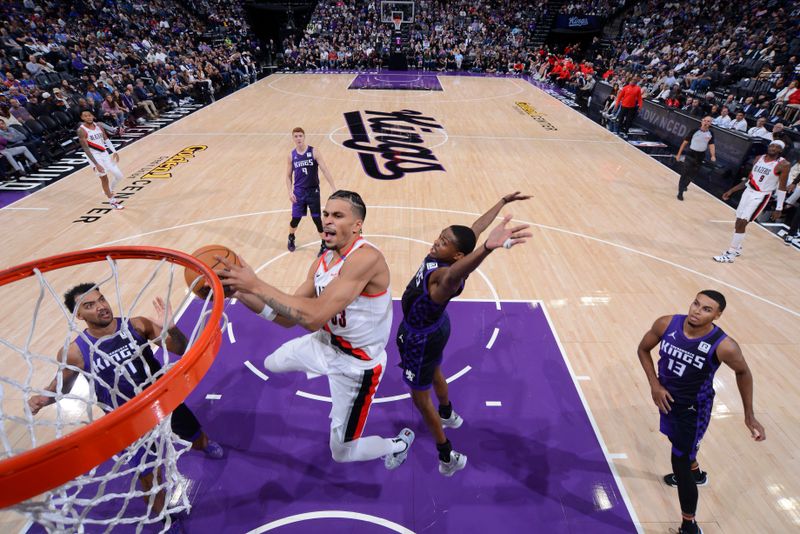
[668,331,677,340]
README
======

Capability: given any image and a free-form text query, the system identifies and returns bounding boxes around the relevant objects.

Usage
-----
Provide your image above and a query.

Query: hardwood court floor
[1,73,799,533]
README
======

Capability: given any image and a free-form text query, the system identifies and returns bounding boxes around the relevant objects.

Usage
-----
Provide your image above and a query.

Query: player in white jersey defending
[713,140,790,263]
[78,109,125,210]
[218,190,415,467]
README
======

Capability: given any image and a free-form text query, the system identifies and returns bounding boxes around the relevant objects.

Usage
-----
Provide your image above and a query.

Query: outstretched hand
[484,214,532,250]
[502,191,532,205]
[151,296,175,330]
[215,255,261,295]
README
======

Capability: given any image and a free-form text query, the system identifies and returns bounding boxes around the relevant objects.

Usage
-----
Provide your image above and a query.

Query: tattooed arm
[219,249,380,332]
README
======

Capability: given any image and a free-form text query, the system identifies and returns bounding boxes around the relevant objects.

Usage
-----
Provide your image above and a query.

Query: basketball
[183,244,241,299]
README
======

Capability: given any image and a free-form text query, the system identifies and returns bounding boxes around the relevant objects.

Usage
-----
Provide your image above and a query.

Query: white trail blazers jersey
[314,238,392,361]
[748,154,786,192]
[80,123,108,153]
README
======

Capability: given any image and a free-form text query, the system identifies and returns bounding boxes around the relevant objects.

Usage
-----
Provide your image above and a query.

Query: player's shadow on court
[476,421,636,532]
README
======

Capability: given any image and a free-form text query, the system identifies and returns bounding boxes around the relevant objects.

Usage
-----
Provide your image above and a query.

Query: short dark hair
[64,282,98,312]
[329,190,366,220]
[449,225,476,254]
[698,289,726,312]
[79,108,93,116]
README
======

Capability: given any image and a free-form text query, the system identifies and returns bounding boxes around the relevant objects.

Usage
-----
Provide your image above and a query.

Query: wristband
[259,304,277,321]
[775,189,786,211]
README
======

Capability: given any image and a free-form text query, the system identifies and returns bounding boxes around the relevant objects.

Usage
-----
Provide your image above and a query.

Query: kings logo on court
[342,109,446,180]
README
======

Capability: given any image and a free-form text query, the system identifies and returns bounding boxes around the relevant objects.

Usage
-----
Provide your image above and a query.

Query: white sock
[728,232,745,253]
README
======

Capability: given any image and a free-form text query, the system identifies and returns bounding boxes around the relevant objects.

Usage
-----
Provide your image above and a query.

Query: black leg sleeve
[672,453,698,516]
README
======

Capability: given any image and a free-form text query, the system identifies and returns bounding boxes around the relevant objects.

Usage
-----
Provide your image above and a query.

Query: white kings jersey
[80,123,108,154]
[748,154,786,193]
[314,238,392,362]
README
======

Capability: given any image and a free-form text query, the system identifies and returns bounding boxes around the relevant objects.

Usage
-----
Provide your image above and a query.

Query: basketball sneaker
[109,198,124,210]
[204,441,224,459]
[784,234,799,246]
[384,428,414,470]
[712,252,734,263]
[438,450,467,477]
[663,470,708,487]
[440,410,464,429]
[287,234,296,252]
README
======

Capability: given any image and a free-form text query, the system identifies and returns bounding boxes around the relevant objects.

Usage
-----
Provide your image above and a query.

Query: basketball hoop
[0,246,224,530]
[392,15,403,31]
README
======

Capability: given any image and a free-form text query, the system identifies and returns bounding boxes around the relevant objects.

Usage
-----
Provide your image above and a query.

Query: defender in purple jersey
[28,283,224,520]
[286,127,337,256]
[637,291,766,534]
[396,192,531,476]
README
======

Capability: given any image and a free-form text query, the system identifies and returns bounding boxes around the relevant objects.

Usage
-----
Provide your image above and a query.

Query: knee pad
[289,217,301,228]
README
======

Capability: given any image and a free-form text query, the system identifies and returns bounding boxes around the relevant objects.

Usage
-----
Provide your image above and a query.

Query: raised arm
[636,315,673,414]
[218,248,381,332]
[431,214,531,302]
[715,337,765,441]
[131,297,188,355]
[315,148,337,192]
[28,343,85,415]
[470,192,531,237]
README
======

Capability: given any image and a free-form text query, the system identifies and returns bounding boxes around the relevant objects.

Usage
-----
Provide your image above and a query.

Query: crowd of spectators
[560,0,625,17]
[0,0,261,179]
[590,0,800,135]
[282,0,549,74]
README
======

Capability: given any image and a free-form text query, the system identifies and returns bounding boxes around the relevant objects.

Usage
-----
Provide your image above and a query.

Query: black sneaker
[287,235,296,252]
[663,470,708,487]
[677,191,684,201]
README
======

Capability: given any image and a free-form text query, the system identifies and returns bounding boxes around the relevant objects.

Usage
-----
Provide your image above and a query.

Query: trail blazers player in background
[397,192,531,476]
[286,126,337,255]
[714,139,790,263]
[637,290,766,534]
[221,190,415,467]
[78,110,125,210]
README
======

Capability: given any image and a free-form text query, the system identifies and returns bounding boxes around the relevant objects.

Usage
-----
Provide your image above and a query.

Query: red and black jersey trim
[87,140,107,152]
[344,364,382,442]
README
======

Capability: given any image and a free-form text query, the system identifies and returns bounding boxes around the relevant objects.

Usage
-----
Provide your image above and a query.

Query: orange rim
[0,246,224,508]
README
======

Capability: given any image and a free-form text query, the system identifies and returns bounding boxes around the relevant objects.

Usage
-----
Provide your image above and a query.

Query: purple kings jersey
[291,145,319,191]
[657,314,726,405]
[74,318,162,410]
[401,255,465,330]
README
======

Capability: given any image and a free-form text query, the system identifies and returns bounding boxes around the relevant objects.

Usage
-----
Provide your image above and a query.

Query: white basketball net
[0,255,220,533]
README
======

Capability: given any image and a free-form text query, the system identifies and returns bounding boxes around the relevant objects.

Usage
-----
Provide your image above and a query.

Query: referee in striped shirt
[675,116,716,201]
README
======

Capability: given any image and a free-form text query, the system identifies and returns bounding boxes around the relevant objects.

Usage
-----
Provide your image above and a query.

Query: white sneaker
[732,247,742,257]
[438,450,467,477]
[712,252,734,263]
[109,198,125,210]
[440,410,463,429]
[384,428,414,470]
